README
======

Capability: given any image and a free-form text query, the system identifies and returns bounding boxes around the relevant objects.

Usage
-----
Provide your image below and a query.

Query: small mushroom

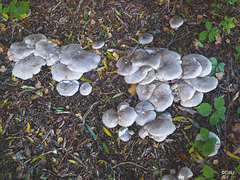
[23,34,47,47]
[117,102,130,112]
[116,56,139,76]
[135,101,156,126]
[124,66,152,84]
[195,131,221,156]
[8,42,35,61]
[149,84,174,112]
[184,76,218,93]
[102,109,118,128]
[139,69,156,85]
[92,41,105,49]
[117,104,138,127]
[136,84,156,101]
[169,15,184,29]
[118,127,134,142]
[138,33,154,45]
[178,81,196,102]
[181,55,202,79]
[162,175,178,180]
[56,80,80,96]
[178,167,193,180]
[79,82,92,96]
[180,91,203,107]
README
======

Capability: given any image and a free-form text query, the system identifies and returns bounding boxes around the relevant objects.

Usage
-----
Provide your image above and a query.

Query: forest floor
[0,0,240,179]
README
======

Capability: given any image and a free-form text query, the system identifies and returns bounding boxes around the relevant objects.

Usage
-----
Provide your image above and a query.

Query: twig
[82,100,100,126]
[36,129,53,148]
[124,140,139,161]
[112,162,154,171]
[1,114,14,136]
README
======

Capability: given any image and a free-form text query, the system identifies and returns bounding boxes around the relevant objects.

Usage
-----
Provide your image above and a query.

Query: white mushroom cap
[79,82,92,96]
[184,76,218,93]
[136,84,156,101]
[116,56,139,76]
[34,39,60,66]
[51,62,83,82]
[178,167,193,180]
[139,33,154,44]
[185,54,212,77]
[149,84,174,112]
[8,42,35,61]
[162,175,178,180]
[195,131,221,156]
[117,102,130,112]
[102,109,118,128]
[23,34,47,47]
[178,81,196,102]
[169,15,184,29]
[156,50,182,81]
[56,80,80,96]
[157,112,172,121]
[124,66,152,84]
[180,92,203,107]
[12,55,45,80]
[139,69,156,85]
[117,106,138,127]
[135,101,156,126]
[92,41,105,49]
[181,55,202,79]
[60,44,100,73]
[118,127,134,142]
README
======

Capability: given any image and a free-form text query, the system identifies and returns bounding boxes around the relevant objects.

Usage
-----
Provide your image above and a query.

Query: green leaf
[199,31,208,41]
[217,111,225,120]
[217,106,226,113]
[21,85,36,90]
[112,40,116,47]
[235,53,240,60]
[237,107,240,115]
[211,3,216,7]
[193,140,205,150]
[0,4,2,12]
[220,21,227,26]
[209,57,218,66]
[2,13,8,21]
[9,1,17,13]
[194,177,206,180]
[214,96,225,109]
[200,128,209,141]
[26,136,34,143]
[228,17,234,22]
[217,3,222,8]
[196,103,212,116]
[205,21,212,31]
[228,21,235,28]
[13,12,21,19]
[102,142,110,154]
[16,1,29,14]
[202,142,215,157]
[236,46,240,53]
[224,16,228,21]
[203,165,214,178]
[210,112,219,125]
[80,76,92,83]
[209,67,216,76]
[236,164,240,175]
[3,7,9,13]
[216,65,224,72]
[86,124,97,140]
[208,32,215,42]
[114,9,121,16]
[208,137,217,144]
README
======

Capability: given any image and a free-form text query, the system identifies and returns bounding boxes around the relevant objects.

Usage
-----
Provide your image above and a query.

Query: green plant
[199,21,218,43]
[195,96,226,125]
[236,164,240,175]
[211,2,222,9]
[186,0,194,3]
[237,98,240,115]
[209,57,225,76]
[235,46,240,60]
[226,0,240,5]
[220,16,235,33]
[193,128,217,157]
[194,165,215,180]
[0,0,29,21]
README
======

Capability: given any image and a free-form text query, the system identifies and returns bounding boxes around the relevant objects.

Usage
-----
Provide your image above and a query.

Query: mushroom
[56,80,80,96]
[12,55,45,80]
[51,62,83,82]
[149,84,174,112]
[136,84,156,101]
[116,56,139,76]
[184,76,218,93]
[79,82,92,96]
[139,69,156,85]
[139,113,176,142]
[138,32,154,45]
[135,101,156,126]
[23,34,47,47]
[169,15,184,29]
[178,167,193,180]
[162,175,178,180]
[181,55,202,79]
[59,44,101,73]
[92,41,105,49]
[178,81,196,102]
[117,103,138,127]
[7,42,35,61]
[156,50,182,81]
[34,39,60,66]
[184,54,212,77]
[117,102,130,112]
[180,91,203,107]
[118,127,134,142]
[124,66,152,84]
[102,109,118,128]
[195,131,221,156]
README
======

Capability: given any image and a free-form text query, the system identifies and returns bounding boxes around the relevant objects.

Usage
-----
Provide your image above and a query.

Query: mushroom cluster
[7,34,101,96]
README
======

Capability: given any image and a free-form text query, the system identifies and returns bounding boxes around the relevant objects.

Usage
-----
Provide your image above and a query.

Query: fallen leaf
[25,122,30,134]
[0,65,6,73]
[68,160,77,164]
[0,124,3,134]
[128,84,137,96]
[226,39,230,44]
[35,80,42,89]
[58,137,63,144]
[112,52,119,60]
[215,30,222,45]
[223,149,240,160]
[215,72,224,80]
[163,27,170,32]
[172,116,185,121]
[25,147,31,158]
[113,93,124,99]
[103,126,113,137]
[99,160,107,165]
[184,125,193,130]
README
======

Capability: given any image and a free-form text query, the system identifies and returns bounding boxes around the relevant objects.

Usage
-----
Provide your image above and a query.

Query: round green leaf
[236,46,240,53]
[102,142,110,154]
[209,57,218,66]
[200,128,209,141]
[199,31,208,41]
[237,107,240,115]
[208,32,215,42]
[210,112,219,125]
[202,142,215,157]
[217,106,226,113]
[214,96,225,110]
[208,137,217,144]
[3,7,9,13]
[209,67,216,76]
[205,21,212,31]
[0,4,2,12]
[194,177,206,180]
[196,103,212,116]
[203,165,214,179]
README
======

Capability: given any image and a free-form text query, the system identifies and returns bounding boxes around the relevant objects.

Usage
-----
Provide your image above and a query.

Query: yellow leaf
[12,76,18,82]
[44,141,47,146]
[172,116,185,121]
[99,160,107,165]
[68,160,77,164]
[20,13,27,19]
[103,59,108,69]
[49,82,54,88]
[184,125,193,130]
[128,84,137,96]
[113,93,124,99]
[0,124,3,134]
[189,146,195,153]
[140,12,144,18]
[49,39,61,46]
[25,122,30,134]
[163,27,170,32]
[131,38,139,43]
[80,77,92,83]
[68,31,73,40]
[103,126,113,137]
[123,145,127,154]
[112,52,119,60]
[111,69,118,73]
[224,149,240,160]
[58,137,63,144]
[194,149,203,161]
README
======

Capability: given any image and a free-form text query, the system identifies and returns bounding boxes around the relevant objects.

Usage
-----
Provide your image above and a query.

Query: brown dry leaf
[8,52,13,59]
[0,23,6,31]
[197,14,203,19]
[112,52,119,60]
[25,146,31,158]
[58,137,63,144]
[90,19,96,24]
[128,84,137,96]
[226,39,230,44]
[49,39,61,46]
[56,129,61,136]
[153,141,159,148]
[215,72,224,80]
[215,30,222,45]
[35,80,42,89]
[0,65,6,73]
[163,27,170,32]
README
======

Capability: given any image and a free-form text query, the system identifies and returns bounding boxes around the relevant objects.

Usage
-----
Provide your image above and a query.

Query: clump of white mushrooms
[7,34,102,96]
